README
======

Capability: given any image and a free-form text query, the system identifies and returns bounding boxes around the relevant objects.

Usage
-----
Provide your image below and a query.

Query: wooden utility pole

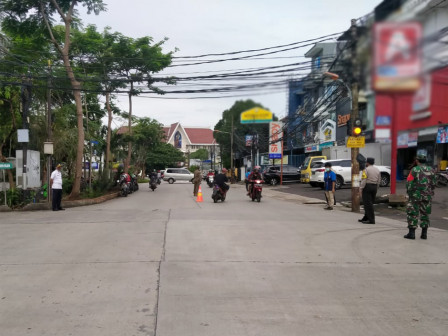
[350,18,360,212]
[46,61,52,202]
[230,117,235,183]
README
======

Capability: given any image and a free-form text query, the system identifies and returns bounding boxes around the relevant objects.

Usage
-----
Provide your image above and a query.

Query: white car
[163,168,194,184]
[310,159,391,189]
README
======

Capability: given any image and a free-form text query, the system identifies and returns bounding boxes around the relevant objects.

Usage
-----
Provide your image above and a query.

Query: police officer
[404,154,436,240]
[359,157,380,224]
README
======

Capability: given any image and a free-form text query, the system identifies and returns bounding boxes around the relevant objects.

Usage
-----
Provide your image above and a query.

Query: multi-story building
[373,0,448,175]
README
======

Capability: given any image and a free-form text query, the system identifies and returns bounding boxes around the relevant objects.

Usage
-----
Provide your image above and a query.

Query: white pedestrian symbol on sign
[385,31,411,62]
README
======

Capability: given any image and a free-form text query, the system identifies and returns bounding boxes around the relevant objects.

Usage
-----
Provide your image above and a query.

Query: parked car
[163,168,194,184]
[300,155,327,183]
[310,159,391,189]
[263,165,301,186]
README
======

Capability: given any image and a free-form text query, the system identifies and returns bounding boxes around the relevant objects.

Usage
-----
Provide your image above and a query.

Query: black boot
[404,228,416,240]
[421,227,428,240]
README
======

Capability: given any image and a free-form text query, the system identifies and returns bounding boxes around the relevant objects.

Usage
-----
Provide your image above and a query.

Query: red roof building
[162,122,218,155]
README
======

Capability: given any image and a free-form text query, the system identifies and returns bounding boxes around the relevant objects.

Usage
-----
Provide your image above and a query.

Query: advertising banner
[373,22,422,92]
[269,122,283,159]
[437,126,448,144]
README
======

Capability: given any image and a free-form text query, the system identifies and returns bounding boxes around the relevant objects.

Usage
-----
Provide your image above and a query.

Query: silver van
[163,168,194,184]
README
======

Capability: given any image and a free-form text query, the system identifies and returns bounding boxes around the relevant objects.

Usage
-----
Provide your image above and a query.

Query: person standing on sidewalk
[323,162,336,210]
[50,164,64,211]
[404,154,436,240]
[193,167,202,197]
[359,157,380,224]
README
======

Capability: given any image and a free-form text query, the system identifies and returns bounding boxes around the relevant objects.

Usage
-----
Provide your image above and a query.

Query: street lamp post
[213,127,235,183]
[324,71,360,213]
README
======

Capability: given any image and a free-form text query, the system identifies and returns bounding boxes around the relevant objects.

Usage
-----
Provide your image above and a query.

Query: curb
[7,192,120,212]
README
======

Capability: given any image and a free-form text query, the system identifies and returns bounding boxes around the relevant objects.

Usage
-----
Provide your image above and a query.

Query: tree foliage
[190,148,209,161]
[146,143,184,171]
[214,100,278,167]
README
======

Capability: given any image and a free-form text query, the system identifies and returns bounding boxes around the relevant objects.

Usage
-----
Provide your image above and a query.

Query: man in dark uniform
[359,157,380,224]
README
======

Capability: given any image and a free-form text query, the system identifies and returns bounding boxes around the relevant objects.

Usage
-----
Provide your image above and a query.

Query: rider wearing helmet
[214,168,229,192]
[247,166,263,195]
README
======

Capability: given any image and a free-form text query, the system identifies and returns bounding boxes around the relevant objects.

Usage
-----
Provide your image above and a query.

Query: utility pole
[230,117,234,183]
[46,61,52,202]
[21,74,31,191]
[350,18,360,212]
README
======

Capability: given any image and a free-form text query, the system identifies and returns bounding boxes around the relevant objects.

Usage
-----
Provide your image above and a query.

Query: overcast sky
[79,0,383,128]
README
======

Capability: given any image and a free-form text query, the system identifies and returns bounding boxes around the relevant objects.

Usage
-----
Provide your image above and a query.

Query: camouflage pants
[406,198,432,228]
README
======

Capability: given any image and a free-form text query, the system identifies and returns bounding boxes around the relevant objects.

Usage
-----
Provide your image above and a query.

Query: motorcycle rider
[206,169,215,184]
[214,168,229,193]
[247,166,263,196]
[149,169,158,185]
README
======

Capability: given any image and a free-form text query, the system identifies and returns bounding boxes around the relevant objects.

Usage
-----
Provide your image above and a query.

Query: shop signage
[269,122,283,159]
[437,126,448,144]
[397,132,409,148]
[337,114,350,127]
[245,135,253,147]
[375,116,391,126]
[305,144,319,153]
[241,108,273,124]
[373,22,422,92]
[408,132,418,147]
[319,120,336,144]
[0,162,13,169]
[375,128,391,142]
[347,136,365,148]
[319,142,333,149]
[397,131,419,148]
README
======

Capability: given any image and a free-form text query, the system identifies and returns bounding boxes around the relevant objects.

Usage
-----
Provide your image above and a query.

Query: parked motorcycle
[212,184,227,203]
[130,175,139,192]
[207,175,214,188]
[248,179,263,202]
[118,175,129,197]
[436,171,448,187]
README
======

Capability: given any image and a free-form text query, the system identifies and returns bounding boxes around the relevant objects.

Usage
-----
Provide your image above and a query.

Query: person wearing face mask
[359,157,381,224]
[323,162,336,210]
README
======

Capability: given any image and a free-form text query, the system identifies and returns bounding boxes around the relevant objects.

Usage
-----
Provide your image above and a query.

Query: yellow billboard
[240,108,273,124]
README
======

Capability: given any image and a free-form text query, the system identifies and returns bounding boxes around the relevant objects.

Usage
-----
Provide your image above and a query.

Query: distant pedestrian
[193,167,202,197]
[359,157,380,224]
[323,162,336,210]
[404,154,436,240]
[245,168,251,191]
[50,164,64,211]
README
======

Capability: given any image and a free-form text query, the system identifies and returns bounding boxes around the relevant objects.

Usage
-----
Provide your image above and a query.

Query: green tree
[131,117,164,175]
[0,0,106,199]
[146,143,184,170]
[190,148,209,161]
[214,100,278,168]
[108,33,174,173]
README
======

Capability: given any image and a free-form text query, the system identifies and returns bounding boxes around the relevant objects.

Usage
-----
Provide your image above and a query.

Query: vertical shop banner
[408,131,418,147]
[373,22,422,92]
[269,122,283,159]
[437,126,448,144]
[245,135,253,147]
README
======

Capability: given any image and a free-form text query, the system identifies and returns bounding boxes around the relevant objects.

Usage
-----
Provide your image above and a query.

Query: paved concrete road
[272,181,448,230]
[1,182,447,336]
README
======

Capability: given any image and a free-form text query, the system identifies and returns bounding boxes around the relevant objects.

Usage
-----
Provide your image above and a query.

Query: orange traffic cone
[196,185,203,202]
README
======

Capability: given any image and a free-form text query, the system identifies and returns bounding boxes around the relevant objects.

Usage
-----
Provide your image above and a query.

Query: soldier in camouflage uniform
[404,154,436,240]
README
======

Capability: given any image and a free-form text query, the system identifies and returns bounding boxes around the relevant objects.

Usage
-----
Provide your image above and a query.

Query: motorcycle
[436,171,448,187]
[149,176,158,191]
[248,179,263,202]
[212,184,227,203]
[207,175,214,188]
[130,175,139,192]
[118,176,129,197]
